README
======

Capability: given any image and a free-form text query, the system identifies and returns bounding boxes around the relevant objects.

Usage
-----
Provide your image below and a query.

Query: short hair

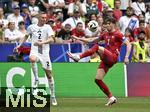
[76,22,83,26]
[18,21,25,26]
[126,7,133,11]
[139,20,145,24]
[139,30,146,35]
[36,12,47,19]
[104,17,116,24]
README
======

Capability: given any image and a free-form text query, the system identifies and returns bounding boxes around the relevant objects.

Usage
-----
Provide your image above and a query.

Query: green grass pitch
[51,97,150,112]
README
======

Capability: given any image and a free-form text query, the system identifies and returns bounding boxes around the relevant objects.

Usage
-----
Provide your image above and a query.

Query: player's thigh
[98,46,105,56]
[95,68,106,80]
[102,48,117,65]
[40,56,52,71]
[29,55,38,63]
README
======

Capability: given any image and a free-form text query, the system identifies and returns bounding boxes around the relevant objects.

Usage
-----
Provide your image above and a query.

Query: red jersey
[113,9,122,21]
[133,28,147,37]
[100,29,124,56]
[71,28,85,38]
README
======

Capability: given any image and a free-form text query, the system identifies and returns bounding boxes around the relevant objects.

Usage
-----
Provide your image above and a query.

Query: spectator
[68,0,87,16]
[0,0,12,13]
[132,31,149,62]
[146,19,150,42]
[20,3,32,29]
[47,19,57,33]
[50,0,65,12]
[105,8,114,18]
[119,7,139,34]
[131,0,146,16]
[71,22,85,43]
[0,7,8,29]
[4,20,23,43]
[133,20,149,40]
[138,14,145,21]
[56,23,72,42]
[28,0,40,17]
[46,7,56,21]
[7,4,24,29]
[113,0,122,22]
[86,0,99,18]
[62,8,85,30]
[145,3,150,24]
[124,28,135,42]
[18,21,26,38]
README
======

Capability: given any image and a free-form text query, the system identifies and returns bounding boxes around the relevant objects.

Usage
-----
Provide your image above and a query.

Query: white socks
[31,63,39,81]
[48,76,55,98]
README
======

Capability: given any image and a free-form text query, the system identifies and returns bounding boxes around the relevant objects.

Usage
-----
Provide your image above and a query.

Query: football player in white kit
[14,12,57,106]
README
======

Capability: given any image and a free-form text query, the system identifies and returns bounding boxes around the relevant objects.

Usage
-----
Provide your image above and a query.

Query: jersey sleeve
[26,25,32,35]
[116,31,124,42]
[47,25,54,37]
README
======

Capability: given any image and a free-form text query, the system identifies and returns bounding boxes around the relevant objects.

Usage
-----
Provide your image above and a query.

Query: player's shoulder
[114,29,123,37]
[43,24,53,30]
[44,24,51,28]
[28,24,37,29]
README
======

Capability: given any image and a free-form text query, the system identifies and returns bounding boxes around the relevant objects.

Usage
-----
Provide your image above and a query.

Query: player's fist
[13,46,20,53]
[124,57,129,64]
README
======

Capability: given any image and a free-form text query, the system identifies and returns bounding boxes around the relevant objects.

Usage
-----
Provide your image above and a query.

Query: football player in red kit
[67,17,131,106]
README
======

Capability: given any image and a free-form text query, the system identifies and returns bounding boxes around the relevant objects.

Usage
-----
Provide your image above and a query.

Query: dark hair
[139,20,145,24]
[125,27,134,37]
[126,7,133,11]
[139,30,146,35]
[76,22,83,26]
[104,17,116,24]
[18,21,25,26]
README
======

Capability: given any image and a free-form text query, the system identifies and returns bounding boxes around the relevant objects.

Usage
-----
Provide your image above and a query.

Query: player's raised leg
[67,44,99,61]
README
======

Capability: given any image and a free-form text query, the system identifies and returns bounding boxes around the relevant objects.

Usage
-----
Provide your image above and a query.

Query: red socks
[95,79,112,98]
[80,44,99,58]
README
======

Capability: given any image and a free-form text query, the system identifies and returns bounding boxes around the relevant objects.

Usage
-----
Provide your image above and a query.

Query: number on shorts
[46,61,49,67]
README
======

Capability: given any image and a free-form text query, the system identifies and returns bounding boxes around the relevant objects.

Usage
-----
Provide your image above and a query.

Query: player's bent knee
[98,46,104,53]
[29,56,37,63]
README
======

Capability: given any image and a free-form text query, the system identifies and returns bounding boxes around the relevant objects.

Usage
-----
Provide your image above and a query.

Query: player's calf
[51,97,57,106]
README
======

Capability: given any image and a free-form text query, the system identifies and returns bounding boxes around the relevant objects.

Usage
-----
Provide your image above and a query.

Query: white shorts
[30,52,52,70]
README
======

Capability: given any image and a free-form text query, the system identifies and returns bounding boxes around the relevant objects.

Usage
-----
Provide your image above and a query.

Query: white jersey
[27,24,54,55]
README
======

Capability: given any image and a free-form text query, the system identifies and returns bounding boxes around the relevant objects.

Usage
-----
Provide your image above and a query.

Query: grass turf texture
[51,97,150,112]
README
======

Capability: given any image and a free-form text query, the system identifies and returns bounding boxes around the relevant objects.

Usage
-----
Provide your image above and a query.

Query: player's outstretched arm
[13,34,29,52]
[124,39,132,64]
[72,35,100,43]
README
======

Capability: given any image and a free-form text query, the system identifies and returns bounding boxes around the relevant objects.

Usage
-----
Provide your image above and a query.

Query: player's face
[77,24,83,31]
[139,23,145,29]
[106,22,113,32]
[39,14,47,25]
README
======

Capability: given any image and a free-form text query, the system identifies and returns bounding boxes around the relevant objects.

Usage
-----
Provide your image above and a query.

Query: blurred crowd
[0,0,150,62]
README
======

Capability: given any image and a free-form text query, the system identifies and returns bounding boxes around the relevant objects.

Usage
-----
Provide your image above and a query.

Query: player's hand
[13,46,20,53]
[34,41,43,46]
[124,57,129,64]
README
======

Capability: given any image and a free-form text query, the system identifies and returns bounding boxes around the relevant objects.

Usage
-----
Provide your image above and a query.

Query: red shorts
[98,48,118,73]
